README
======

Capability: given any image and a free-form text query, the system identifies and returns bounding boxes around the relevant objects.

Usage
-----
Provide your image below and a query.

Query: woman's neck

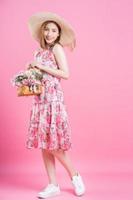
[46,42,54,49]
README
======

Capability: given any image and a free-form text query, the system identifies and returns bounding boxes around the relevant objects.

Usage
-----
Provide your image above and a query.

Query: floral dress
[26,47,72,151]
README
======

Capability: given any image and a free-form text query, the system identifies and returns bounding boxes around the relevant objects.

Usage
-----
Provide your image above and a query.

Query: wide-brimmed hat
[28,11,76,50]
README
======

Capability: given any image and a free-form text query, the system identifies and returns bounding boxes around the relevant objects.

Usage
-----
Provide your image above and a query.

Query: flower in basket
[11,68,44,96]
[11,68,43,87]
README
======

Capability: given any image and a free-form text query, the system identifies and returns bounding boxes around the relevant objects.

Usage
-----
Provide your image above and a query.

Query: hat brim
[28,12,76,50]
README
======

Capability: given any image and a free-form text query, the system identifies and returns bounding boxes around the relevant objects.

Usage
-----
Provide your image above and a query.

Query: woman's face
[43,22,60,45]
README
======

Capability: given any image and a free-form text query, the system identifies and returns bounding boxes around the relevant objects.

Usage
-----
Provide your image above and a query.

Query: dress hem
[26,145,72,151]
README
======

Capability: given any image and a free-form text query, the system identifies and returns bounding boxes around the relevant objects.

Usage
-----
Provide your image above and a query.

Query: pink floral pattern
[26,48,72,151]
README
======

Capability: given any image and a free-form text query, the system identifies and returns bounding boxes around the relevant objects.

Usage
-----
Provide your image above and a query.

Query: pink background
[0,0,133,199]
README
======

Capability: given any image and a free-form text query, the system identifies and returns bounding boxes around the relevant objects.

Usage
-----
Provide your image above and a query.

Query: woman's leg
[41,149,58,185]
[41,149,85,197]
[51,149,78,179]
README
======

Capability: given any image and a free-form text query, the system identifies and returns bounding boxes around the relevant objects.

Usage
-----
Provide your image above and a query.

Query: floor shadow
[61,187,74,195]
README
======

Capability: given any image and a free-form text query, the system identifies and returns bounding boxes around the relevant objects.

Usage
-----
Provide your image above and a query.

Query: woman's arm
[36,44,70,80]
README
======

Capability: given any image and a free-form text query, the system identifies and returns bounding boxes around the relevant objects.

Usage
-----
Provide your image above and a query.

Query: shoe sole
[75,189,86,196]
[37,191,60,199]
[76,192,85,196]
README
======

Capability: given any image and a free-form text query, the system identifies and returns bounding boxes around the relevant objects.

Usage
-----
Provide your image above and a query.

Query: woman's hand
[25,61,39,70]
[30,61,39,67]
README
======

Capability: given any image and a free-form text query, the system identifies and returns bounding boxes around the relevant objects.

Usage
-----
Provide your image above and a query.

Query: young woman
[26,12,85,198]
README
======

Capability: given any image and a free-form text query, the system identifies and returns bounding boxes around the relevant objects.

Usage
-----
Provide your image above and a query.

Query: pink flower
[56,115,61,125]
[48,87,54,94]
[33,138,38,148]
[56,105,60,112]
[46,115,51,124]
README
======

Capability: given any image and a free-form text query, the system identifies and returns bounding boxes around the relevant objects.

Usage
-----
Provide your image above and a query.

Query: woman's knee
[50,149,65,156]
[42,149,52,155]
[42,149,65,156]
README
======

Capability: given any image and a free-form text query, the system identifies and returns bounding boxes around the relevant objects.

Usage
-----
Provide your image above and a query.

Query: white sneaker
[71,172,85,196]
[37,183,60,199]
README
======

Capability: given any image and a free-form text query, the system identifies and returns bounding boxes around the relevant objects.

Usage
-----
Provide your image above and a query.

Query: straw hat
[28,11,76,50]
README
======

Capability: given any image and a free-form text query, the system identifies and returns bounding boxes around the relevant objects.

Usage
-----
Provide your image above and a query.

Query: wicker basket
[17,84,43,96]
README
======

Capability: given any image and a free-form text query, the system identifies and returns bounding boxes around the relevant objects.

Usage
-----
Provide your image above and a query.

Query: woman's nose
[47,31,52,36]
